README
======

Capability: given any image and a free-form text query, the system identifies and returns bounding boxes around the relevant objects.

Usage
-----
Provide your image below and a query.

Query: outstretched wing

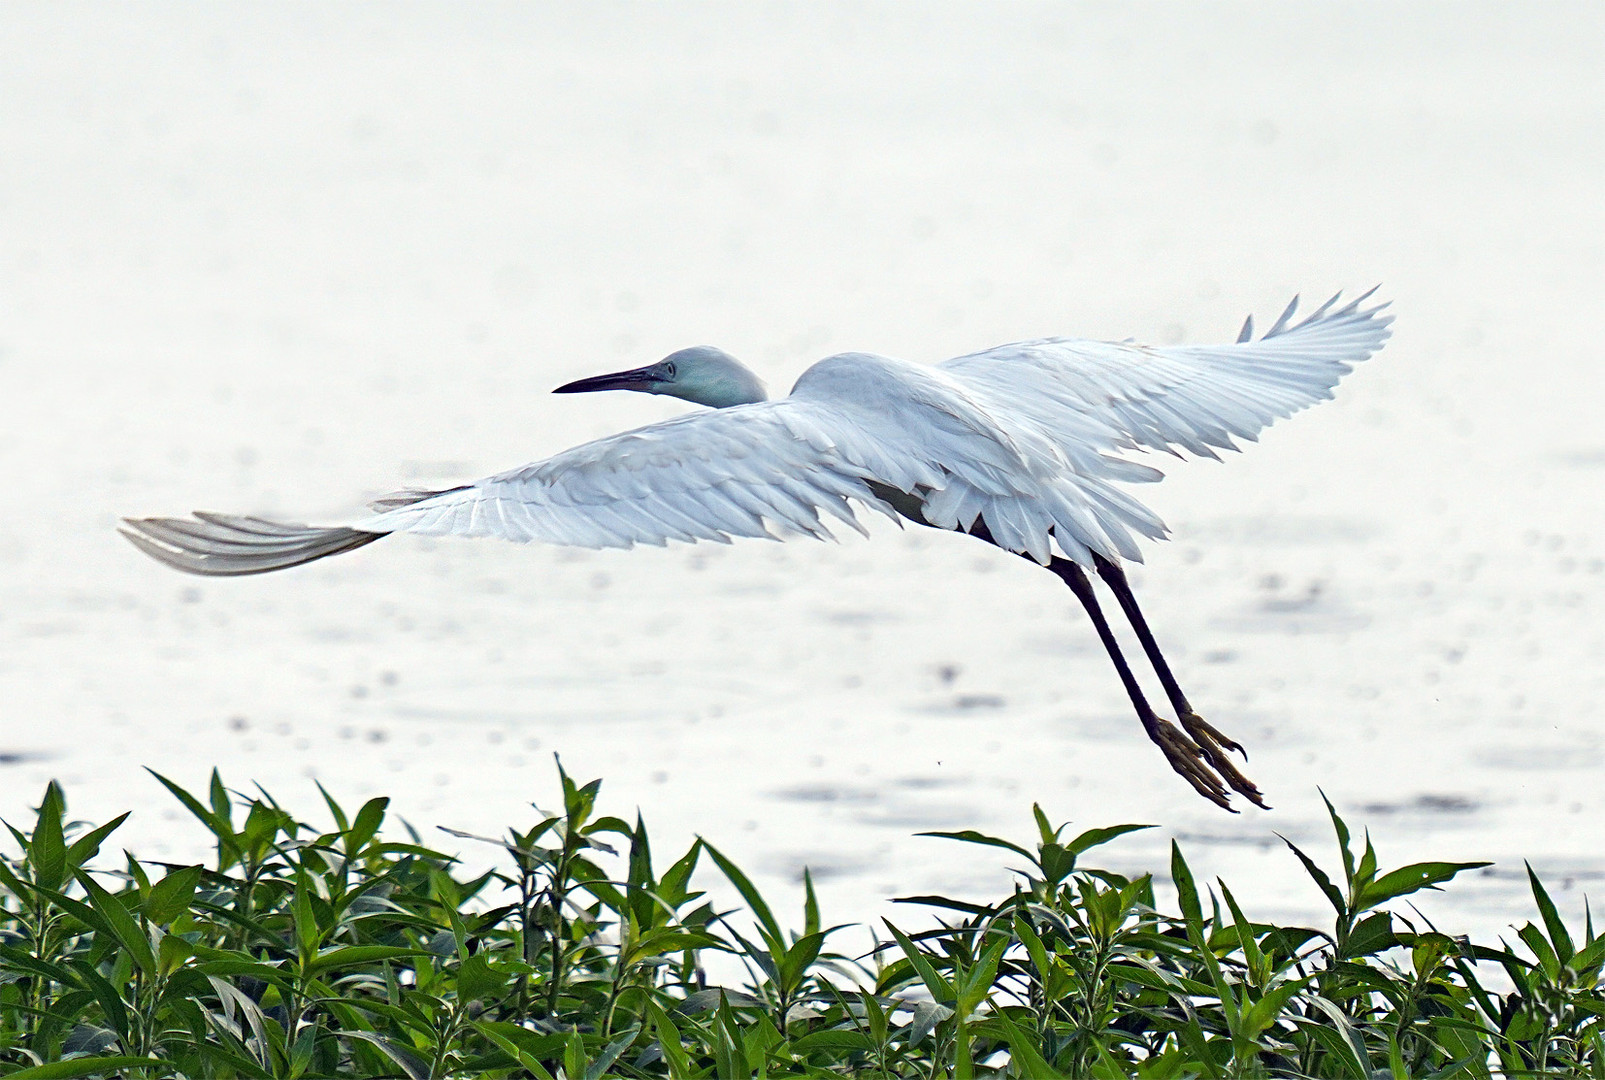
[120,401,904,576]
[362,401,899,549]
[941,289,1393,463]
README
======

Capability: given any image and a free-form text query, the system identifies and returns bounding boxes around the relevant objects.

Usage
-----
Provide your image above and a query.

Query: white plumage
[121,289,1392,810]
[352,289,1388,567]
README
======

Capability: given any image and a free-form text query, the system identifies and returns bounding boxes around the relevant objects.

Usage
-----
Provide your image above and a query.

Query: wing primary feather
[1264,295,1300,337]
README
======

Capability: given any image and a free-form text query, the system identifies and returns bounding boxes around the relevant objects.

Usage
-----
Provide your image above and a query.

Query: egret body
[122,290,1393,810]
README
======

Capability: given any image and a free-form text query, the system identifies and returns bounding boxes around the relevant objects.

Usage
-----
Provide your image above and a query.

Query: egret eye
[663,362,677,378]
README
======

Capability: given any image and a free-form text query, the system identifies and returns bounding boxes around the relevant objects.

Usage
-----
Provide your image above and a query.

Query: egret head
[553,346,768,409]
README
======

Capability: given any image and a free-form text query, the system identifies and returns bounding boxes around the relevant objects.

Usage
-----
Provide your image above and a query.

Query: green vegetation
[2,763,1602,1078]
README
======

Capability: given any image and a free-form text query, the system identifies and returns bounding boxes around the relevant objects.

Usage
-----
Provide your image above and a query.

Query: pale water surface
[2,3,1603,948]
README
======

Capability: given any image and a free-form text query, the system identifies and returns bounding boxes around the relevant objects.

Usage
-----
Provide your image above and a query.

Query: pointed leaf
[1171,841,1203,933]
[1280,834,1346,918]
[918,829,1035,863]
[1321,790,1355,884]
[981,1010,1065,1078]
[1066,823,1154,858]
[71,869,155,975]
[342,1031,431,1080]
[1526,862,1575,965]
[701,840,782,947]
[585,1025,641,1080]
[65,812,130,870]
[29,782,68,892]
[1358,860,1490,911]
[145,864,204,925]
[883,919,954,1003]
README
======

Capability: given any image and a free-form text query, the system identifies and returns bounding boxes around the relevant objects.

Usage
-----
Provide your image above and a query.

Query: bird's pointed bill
[552,364,663,394]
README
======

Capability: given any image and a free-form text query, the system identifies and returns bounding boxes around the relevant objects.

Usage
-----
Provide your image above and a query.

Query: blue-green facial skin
[652,346,769,408]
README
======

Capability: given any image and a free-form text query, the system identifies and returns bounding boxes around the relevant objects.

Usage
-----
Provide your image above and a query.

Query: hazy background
[3,3,1603,945]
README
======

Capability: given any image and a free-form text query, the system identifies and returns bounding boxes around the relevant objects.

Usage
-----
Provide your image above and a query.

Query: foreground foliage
[1,764,1602,1078]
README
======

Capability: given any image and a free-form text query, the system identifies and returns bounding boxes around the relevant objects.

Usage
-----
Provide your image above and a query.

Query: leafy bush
[2,762,1601,1077]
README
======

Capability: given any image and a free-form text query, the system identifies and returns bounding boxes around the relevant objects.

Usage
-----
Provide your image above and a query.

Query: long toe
[1150,718,1235,811]
[1180,711,1269,810]
[1181,710,1247,759]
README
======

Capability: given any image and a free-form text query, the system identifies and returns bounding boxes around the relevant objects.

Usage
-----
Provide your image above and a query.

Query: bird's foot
[1179,709,1269,810]
[1148,716,1235,812]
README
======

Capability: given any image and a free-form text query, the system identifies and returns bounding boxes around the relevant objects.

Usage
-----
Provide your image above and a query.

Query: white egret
[122,289,1392,810]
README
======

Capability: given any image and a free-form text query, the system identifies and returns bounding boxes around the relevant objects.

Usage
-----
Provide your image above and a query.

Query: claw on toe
[1146,711,1269,812]
[1181,709,1247,759]
[1151,718,1234,812]
[1178,710,1269,810]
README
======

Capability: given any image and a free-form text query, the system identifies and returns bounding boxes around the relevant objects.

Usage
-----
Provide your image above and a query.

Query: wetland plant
[2,763,1602,1077]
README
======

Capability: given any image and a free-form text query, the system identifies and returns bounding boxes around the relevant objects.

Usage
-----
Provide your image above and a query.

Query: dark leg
[1046,557,1235,811]
[1094,556,1267,809]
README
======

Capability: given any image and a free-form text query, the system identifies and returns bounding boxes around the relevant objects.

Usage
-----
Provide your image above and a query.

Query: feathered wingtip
[1239,285,1393,344]
[368,485,469,512]
[119,512,383,577]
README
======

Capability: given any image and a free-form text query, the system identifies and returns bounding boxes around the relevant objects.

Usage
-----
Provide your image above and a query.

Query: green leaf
[585,1025,641,1080]
[1358,860,1491,911]
[1066,823,1154,859]
[287,1017,318,1079]
[1518,922,1561,981]
[209,768,233,827]
[70,869,155,976]
[0,944,79,984]
[29,781,68,892]
[1341,911,1398,959]
[145,864,204,925]
[702,840,783,948]
[293,870,321,960]
[645,999,692,1079]
[1013,914,1052,979]
[0,853,33,901]
[1304,994,1374,1078]
[473,1021,560,1079]
[1568,932,1605,978]
[1322,789,1356,883]
[1170,841,1203,935]
[148,768,242,870]
[68,958,131,1047]
[316,780,349,834]
[565,1028,587,1080]
[158,930,196,976]
[1355,831,1378,894]
[347,797,389,857]
[1037,841,1074,885]
[1218,880,1265,979]
[803,866,820,938]
[306,944,433,974]
[980,1011,1065,1078]
[1280,834,1346,918]
[917,828,1036,863]
[1239,977,1307,1043]
[341,1030,431,1080]
[1526,862,1575,966]
[659,838,703,904]
[457,953,509,1002]
[958,935,1008,1016]
[64,812,130,871]
[883,920,954,1003]
[790,1029,875,1053]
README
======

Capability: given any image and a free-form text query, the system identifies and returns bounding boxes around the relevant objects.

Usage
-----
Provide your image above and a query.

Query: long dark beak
[552,364,660,394]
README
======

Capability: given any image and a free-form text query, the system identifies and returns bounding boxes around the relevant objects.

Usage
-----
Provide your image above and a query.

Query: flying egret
[122,289,1392,810]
